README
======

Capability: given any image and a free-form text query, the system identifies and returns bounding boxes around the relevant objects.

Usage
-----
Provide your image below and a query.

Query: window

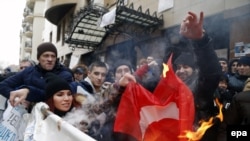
[57,24,61,42]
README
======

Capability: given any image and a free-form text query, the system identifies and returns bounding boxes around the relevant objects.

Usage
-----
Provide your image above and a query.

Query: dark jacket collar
[36,61,64,74]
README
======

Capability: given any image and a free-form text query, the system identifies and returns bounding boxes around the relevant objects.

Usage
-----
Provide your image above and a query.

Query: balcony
[26,0,35,9]
[23,8,29,17]
[23,25,33,38]
[24,46,32,52]
[25,31,33,38]
[24,40,32,52]
[44,0,78,25]
[105,0,163,38]
[25,41,32,47]
[22,20,27,28]
[65,0,163,50]
[65,3,109,50]
[24,14,34,23]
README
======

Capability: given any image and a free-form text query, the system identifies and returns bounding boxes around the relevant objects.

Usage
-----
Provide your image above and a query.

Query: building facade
[20,0,250,68]
[21,0,46,60]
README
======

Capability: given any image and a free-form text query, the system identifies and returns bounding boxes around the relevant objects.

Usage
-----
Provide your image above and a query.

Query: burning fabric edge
[114,55,195,141]
[113,54,223,141]
[179,98,224,141]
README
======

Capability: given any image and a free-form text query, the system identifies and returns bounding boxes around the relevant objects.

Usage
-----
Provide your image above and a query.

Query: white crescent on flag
[139,102,179,138]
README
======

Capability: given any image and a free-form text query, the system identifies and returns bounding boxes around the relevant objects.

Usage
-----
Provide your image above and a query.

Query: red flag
[114,55,195,141]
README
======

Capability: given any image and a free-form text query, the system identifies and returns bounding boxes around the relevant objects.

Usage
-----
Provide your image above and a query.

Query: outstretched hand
[118,73,136,87]
[9,88,29,107]
[179,11,204,40]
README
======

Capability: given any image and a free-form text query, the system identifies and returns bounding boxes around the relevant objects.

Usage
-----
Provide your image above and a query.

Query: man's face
[115,65,131,82]
[237,64,250,76]
[231,62,238,74]
[175,64,194,81]
[218,80,228,90]
[38,51,56,71]
[19,61,32,71]
[147,57,154,64]
[219,60,228,73]
[88,66,107,88]
[74,72,84,82]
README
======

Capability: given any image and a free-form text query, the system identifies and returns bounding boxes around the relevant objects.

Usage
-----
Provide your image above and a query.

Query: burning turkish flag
[114,55,195,141]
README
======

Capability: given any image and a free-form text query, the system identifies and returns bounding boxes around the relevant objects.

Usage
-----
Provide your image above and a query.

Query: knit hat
[218,57,228,64]
[74,67,84,74]
[174,52,196,69]
[113,59,133,73]
[45,72,71,100]
[238,56,250,66]
[37,42,57,59]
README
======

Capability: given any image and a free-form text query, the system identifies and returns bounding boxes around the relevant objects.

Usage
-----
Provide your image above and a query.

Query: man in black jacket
[0,42,73,107]
[217,78,250,141]
[118,11,222,141]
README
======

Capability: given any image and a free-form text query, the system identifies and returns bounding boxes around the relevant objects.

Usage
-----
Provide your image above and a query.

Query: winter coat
[159,34,221,141]
[217,90,250,141]
[243,78,250,91]
[228,73,248,94]
[189,35,222,141]
[214,88,233,109]
[0,63,73,102]
[225,90,250,125]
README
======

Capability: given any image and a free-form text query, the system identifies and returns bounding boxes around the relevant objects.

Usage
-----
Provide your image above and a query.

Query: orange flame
[215,98,223,122]
[179,98,223,141]
[162,63,169,78]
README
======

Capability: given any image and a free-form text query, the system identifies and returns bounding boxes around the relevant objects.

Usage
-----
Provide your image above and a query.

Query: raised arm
[179,11,204,40]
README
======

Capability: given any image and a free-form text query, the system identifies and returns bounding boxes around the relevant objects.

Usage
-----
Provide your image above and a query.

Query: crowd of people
[0,11,249,141]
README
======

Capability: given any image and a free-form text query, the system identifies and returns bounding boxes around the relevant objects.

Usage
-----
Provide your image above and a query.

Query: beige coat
[243,78,250,91]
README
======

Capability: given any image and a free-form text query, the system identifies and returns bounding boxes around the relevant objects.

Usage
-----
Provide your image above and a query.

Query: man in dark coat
[118,11,222,141]
[228,56,250,95]
[0,42,73,107]
[217,78,250,141]
[164,12,222,141]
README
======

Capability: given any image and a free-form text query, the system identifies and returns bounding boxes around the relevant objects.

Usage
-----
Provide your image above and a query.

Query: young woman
[45,72,74,117]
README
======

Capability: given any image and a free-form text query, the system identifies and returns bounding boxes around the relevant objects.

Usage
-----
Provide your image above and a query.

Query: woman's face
[53,90,73,112]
